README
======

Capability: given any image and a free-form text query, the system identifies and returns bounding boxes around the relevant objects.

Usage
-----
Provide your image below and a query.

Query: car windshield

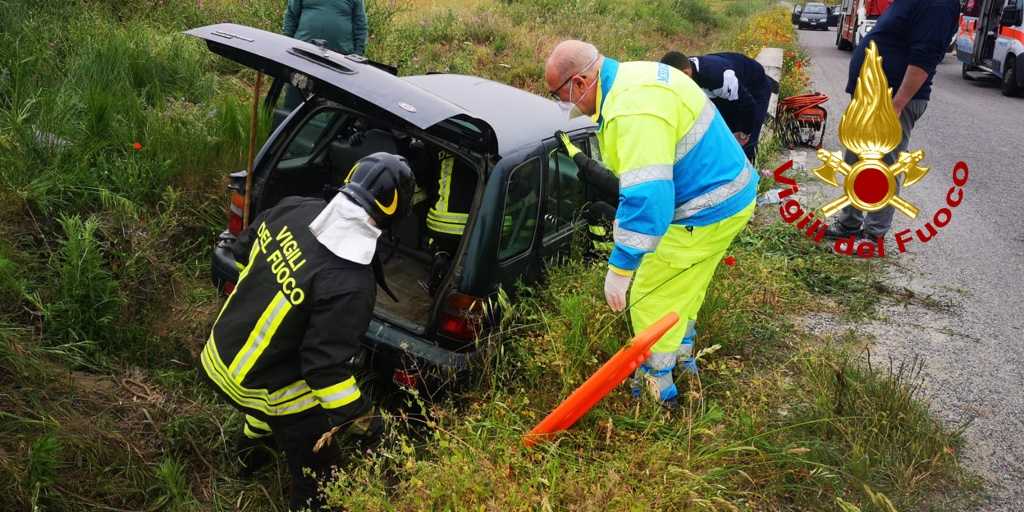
[805,5,827,13]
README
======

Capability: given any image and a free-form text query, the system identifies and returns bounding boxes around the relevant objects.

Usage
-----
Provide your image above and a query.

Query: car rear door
[492,153,545,291]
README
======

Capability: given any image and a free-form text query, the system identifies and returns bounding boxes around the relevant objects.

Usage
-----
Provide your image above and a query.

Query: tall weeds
[44,215,120,356]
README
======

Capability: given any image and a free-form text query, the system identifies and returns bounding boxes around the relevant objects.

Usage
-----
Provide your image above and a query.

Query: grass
[0,0,977,510]
[322,222,974,510]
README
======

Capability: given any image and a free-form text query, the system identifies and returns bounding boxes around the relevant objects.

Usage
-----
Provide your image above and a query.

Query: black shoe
[823,223,861,240]
[236,436,277,478]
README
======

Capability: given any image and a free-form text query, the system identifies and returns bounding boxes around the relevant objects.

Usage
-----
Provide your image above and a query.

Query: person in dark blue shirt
[826,0,960,241]
[661,51,778,165]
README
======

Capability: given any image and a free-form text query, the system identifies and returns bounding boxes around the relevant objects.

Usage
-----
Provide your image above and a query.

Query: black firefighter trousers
[267,412,340,512]
[201,371,341,511]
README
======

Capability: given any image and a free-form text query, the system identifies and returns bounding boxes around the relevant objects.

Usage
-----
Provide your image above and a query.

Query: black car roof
[402,74,596,157]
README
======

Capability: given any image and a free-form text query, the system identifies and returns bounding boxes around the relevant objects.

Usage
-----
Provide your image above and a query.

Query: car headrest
[357,129,398,155]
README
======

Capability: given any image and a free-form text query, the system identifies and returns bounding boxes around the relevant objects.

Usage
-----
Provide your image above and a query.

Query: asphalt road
[796,27,1024,509]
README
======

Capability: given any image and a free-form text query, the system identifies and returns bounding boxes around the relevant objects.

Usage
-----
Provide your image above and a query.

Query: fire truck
[956,0,1024,96]
[835,0,894,51]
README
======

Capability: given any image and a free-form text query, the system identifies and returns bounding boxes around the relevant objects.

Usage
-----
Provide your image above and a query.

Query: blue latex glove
[679,356,699,375]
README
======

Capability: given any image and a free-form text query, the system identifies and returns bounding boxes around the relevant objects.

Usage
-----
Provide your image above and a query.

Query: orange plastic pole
[523,312,679,447]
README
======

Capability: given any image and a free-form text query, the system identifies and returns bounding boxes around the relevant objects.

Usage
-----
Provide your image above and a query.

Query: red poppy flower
[132,142,142,151]
[723,255,737,267]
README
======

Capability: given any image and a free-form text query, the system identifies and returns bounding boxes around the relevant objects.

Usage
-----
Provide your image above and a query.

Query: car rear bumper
[363,318,475,386]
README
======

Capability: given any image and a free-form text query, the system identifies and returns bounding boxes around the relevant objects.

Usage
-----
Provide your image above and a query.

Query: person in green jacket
[283,0,368,55]
[282,0,368,109]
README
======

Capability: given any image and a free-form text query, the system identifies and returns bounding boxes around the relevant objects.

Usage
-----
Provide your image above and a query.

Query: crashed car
[188,24,604,390]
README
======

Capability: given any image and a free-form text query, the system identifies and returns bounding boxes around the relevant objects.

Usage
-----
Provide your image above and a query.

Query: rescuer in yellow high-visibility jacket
[545,41,758,406]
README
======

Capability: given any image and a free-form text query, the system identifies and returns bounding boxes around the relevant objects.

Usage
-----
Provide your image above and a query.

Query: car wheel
[1001,61,1020,97]
[962,62,977,81]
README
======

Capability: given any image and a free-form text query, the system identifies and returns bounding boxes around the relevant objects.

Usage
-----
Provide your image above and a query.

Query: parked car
[792,4,803,24]
[799,3,831,30]
[187,24,604,391]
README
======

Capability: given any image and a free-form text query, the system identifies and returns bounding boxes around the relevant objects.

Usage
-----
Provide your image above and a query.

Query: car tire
[962,62,977,81]
[1001,60,1021,97]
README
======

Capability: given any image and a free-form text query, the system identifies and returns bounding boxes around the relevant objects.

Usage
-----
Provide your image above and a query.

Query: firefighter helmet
[341,152,415,228]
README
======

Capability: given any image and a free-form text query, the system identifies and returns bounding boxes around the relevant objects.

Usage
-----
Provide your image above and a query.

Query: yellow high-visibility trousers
[629,201,755,354]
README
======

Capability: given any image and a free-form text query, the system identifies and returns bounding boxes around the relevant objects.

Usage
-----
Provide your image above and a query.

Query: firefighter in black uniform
[201,152,415,511]
[660,50,779,165]
[555,131,619,255]
[422,150,477,295]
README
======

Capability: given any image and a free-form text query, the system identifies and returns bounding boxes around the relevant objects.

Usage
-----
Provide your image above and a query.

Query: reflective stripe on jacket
[427,153,476,236]
[206,196,372,423]
[594,58,758,273]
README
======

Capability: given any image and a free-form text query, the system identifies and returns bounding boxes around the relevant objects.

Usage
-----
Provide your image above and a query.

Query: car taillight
[227,170,247,236]
[228,191,245,236]
[437,292,485,342]
[439,314,475,340]
[392,369,418,389]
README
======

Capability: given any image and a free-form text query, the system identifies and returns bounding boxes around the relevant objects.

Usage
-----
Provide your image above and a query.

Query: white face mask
[556,77,598,119]
[309,194,382,264]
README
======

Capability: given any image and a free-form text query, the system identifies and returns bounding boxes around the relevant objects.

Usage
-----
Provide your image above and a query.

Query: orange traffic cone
[522,312,679,447]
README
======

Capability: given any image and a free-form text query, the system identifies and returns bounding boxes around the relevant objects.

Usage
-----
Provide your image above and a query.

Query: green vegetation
[325,224,974,510]
[0,1,974,510]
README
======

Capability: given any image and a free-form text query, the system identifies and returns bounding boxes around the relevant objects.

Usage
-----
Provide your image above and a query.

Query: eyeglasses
[548,53,600,100]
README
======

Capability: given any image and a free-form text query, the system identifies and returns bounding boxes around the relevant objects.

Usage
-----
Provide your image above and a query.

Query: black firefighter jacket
[201,196,373,425]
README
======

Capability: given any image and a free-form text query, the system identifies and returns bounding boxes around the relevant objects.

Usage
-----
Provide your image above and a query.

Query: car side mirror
[1002,7,1023,26]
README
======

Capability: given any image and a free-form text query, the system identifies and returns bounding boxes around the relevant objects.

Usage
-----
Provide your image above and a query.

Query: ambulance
[956,0,1024,95]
